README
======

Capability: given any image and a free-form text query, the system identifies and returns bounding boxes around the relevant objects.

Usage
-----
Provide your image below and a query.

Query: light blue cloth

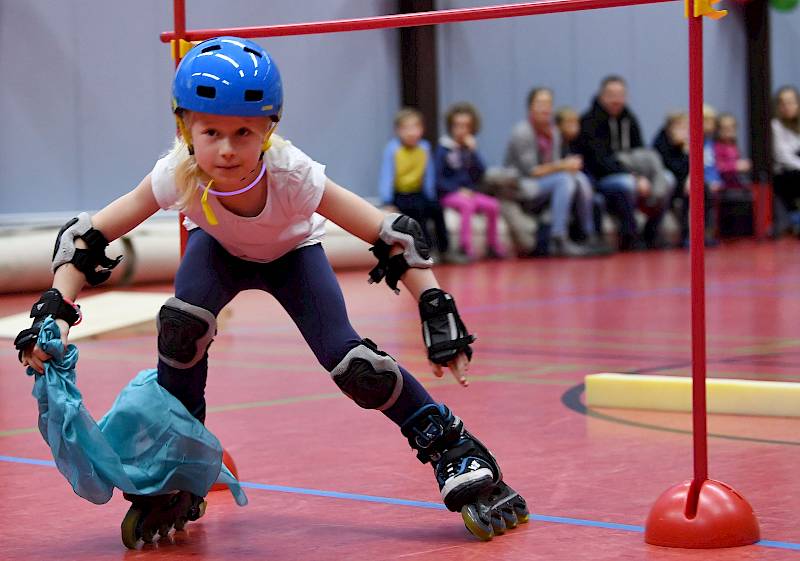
[27,317,247,506]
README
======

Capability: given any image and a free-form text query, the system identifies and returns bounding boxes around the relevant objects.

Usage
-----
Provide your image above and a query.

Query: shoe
[485,247,507,260]
[441,251,473,265]
[585,235,614,256]
[548,237,590,257]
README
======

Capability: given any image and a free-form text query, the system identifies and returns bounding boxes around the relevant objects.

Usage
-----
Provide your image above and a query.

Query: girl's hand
[463,135,477,151]
[20,319,70,374]
[430,351,470,387]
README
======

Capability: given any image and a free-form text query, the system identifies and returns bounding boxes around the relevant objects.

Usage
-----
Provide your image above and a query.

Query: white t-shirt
[151,139,327,263]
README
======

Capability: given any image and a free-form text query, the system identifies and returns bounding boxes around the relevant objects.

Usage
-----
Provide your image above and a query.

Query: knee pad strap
[157,297,217,369]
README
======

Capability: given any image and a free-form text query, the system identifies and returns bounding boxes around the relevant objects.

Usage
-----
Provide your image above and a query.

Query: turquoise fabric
[27,317,247,506]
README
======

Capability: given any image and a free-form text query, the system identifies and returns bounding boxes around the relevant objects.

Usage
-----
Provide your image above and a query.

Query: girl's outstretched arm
[54,175,161,300]
[316,179,471,386]
[22,176,161,373]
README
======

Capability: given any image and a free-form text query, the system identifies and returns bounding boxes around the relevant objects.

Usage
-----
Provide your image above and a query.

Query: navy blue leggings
[157,229,435,425]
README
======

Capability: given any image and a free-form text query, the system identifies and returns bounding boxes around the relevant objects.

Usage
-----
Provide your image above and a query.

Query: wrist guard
[13,288,81,361]
[418,288,475,366]
[368,213,433,294]
[52,212,122,286]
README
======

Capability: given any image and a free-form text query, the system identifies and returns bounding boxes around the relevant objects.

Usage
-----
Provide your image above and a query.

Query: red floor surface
[1,239,798,560]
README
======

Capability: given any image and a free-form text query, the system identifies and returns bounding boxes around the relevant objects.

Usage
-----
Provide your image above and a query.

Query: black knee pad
[330,339,403,410]
[157,297,217,369]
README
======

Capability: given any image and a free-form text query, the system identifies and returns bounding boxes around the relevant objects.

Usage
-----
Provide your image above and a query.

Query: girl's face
[450,112,474,144]
[396,117,424,148]
[188,112,272,187]
[703,114,717,136]
[668,117,689,145]
[777,89,799,121]
[558,116,580,141]
[717,116,737,142]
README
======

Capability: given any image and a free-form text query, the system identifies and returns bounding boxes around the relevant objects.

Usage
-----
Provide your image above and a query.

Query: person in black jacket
[653,112,718,247]
[578,76,673,249]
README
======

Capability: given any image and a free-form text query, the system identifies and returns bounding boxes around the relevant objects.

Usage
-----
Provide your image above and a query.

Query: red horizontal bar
[160,0,676,42]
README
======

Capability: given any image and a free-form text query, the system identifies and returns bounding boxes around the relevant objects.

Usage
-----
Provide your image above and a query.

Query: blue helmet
[172,36,283,121]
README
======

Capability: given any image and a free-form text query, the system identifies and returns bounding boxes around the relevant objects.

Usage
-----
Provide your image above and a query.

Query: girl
[772,86,800,222]
[714,113,751,190]
[15,37,526,545]
[435,102,505,260]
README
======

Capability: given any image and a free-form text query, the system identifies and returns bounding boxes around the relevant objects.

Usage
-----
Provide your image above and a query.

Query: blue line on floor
[2,454,798,551]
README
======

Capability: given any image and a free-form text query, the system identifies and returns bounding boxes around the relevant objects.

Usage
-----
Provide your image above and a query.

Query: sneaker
[549,236,590,257]
[585,235,615,256]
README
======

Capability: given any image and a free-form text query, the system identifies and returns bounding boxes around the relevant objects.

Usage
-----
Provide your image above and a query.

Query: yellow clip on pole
[170,39,199,61]
[685,0,728,19]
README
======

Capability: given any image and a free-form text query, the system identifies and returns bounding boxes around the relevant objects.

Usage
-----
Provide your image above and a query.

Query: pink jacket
[713,141,740,175]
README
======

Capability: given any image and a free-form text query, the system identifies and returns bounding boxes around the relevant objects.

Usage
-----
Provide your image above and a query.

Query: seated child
[435,102,506,259]
[379,108,450,257]
[714,113,752,189]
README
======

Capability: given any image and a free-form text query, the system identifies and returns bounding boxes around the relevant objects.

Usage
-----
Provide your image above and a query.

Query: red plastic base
[645,479,760,549]
[210,449,239,492]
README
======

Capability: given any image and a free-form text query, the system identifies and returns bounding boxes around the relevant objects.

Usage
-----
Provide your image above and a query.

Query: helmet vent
[243,47,263,58]
[196,85,216,99]
[244,89,263,102]
[201,45,222,53]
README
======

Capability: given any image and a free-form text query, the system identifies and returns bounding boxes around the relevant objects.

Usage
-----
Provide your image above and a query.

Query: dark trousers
[393,193,450,253]
[157,229,435,425]
[774,170,800,213]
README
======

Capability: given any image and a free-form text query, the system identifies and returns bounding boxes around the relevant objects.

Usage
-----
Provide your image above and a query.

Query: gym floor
[1,239,798,560]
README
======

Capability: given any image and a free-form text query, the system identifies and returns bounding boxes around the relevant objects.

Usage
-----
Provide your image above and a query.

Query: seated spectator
[772,86,800,229]
[714,113,751,189]
[578,76,673,250]
[502,87,601,257]
[378,108,450,258]
[702,104,723,192]
[555,107,613,254]
[653,112,716,247]
[435,102,506,260]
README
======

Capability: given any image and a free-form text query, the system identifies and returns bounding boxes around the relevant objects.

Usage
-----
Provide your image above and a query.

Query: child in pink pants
[435,103,505,260]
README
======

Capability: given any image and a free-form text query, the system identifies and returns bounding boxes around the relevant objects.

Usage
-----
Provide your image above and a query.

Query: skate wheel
[491,511,507,535]
[141,528,155,544]
[512,496,530,524]
[501,506,519,529]
[121,509,143,550]
[461,504,494,541]
[189,499,208,521]
[174,518,187,531]
[158,524,172,538]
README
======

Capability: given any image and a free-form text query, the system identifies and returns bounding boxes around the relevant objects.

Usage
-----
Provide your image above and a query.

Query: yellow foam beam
[585,373,800,418]
[0,291,171,341]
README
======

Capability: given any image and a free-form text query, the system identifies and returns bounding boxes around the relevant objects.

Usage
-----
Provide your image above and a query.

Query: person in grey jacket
[502,87,604,256]
[772,86,800,226]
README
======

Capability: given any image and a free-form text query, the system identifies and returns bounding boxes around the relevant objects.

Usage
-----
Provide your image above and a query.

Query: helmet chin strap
[198,160,267,226]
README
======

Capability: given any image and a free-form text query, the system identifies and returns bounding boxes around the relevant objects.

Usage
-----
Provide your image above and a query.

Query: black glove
[13,288,81,362]
[418,288,475,366]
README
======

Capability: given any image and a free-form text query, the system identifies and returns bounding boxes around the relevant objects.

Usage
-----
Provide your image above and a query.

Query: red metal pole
[173,0,188,255]
[160,0,675,42]
[686,0,708,518]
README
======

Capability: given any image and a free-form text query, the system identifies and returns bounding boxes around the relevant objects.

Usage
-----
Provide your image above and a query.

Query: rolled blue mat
[26,317,247,507]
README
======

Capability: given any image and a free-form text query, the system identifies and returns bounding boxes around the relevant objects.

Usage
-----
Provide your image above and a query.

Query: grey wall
[772,8,800,97]
[0,1,773,217]
[0,0,399,215]
[438,0,749,165]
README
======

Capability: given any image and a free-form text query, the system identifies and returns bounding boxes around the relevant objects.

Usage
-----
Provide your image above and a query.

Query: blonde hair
[394,107,424,129]
[664,111,688,129]
[555,106,579,126]
[702,104,717,120]
[166,114,285,211]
